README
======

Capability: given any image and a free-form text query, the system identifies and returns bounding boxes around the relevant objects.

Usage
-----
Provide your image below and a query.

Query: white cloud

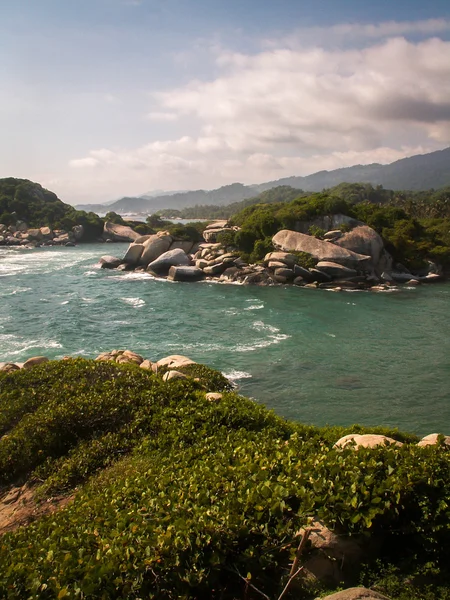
[146,111,178,122]
[68,28,450,199]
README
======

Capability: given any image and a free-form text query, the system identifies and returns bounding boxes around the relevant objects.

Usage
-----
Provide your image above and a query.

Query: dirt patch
[0,483,74,536]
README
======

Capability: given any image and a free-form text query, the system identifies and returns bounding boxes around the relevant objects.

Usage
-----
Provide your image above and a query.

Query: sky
[1,0,450,205]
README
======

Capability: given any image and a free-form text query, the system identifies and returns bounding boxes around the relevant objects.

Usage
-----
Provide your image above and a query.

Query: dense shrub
[0,361,449,599]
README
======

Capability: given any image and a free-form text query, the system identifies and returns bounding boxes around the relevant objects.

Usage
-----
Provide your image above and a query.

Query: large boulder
[168,266,205,282]
[72,224,84,241]
[417,433,450,447]
[334,434,402,449]
[40,226,53,238]
[316,261,357,279]
[169,240,196,254]
[139,232,173,266]
[22,356,49,370]
[123,243,145,265]
[272,230,371,268]
[300,521,379,587]
[27,228,43,241]
[334,226,392,274]
[103,222,140,243]
[264,252,296,268]
[147,248,191,275]
[320,587,391,600]
[99,255,122,269]
[156,355,196,369]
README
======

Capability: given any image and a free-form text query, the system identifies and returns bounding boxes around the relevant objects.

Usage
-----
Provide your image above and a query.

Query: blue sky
[1,0,450,204]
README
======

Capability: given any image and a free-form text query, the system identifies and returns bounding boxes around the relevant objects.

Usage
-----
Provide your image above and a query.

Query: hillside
[0,178,104,241]
[0,357,449,599]
[74,147,450,214]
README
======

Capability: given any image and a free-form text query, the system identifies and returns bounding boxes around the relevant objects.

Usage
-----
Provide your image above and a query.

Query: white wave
[81,297,95,303]
[83,270,98,276]
[0,337,63,357]
[252,320,280,334]
[234,333,291,352]
[244,304,264,310]
[0,286,32,296]
[325,333,336,338]
[60,300,70,305]
[121,297,145,308]
[223,370,253,381]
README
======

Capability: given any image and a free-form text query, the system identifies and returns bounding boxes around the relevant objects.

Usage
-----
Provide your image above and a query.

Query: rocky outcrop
[300,520,381,587]
[168,265,205,281]
[139,233,173,266]
[320,588,391,600]
[100,255,123,269]
[335,434,403,449]
[316,261,357,279]
[22,356,49,369]
[417,433,450,447]
[203,220,239,243]
[147,248,191,275]
[0,222,80,247]
[333,225,392,275]
[272,230,371,268]
[102,222,140,243]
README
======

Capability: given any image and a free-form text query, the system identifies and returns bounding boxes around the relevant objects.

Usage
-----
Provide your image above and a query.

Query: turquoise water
[1,243,449,435]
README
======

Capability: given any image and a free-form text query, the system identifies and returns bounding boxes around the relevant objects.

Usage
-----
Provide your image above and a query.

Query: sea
[1,243,449,436]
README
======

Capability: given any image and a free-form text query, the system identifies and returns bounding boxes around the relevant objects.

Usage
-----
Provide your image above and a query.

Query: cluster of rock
[0,352,225,401]
[0,221,83,247]
[99,217,443,290]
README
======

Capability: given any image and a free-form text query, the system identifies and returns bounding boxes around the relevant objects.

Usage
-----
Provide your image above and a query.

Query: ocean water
[1,243,449,435]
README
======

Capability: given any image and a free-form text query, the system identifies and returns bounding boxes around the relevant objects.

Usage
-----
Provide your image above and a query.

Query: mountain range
[74,146,450,214]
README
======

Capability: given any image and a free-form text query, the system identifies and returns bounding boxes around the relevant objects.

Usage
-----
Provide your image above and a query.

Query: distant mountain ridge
[74,147,450,214]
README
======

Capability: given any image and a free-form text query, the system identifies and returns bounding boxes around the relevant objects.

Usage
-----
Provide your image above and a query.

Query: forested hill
[0,178,104,241]
[75,146,450,214]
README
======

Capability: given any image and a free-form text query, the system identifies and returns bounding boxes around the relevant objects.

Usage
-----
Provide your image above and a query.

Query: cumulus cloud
[69,28,450,197]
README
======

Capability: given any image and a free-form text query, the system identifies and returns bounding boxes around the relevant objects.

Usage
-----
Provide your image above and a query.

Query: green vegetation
[0,360,449,599]
[0,178,104,241]
[225,184,450,269]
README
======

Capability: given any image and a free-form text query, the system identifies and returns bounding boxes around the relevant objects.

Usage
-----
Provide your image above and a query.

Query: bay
[1,243,449,435]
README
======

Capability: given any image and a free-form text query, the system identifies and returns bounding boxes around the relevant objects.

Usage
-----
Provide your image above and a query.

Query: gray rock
[334,225,392,275]
[102,222,140,243]
[421,273,443,283]
[99,255,122,269]
[293,276,305,285]
[27,228,43,241]
[310,268,332,283]
[123,243,145,265]
[334,434,402,449]
[264,251,297,268]
[205,220,228,230]
[323,230,343,240]
[417,433,450,447]
[390,272,420,283]
[293,264,316,281]
[274,267,295,280]
[163,370,188,382]
[147,248,191,274]
[206,392,223,401]
[203,262,227,276]
[272,230,371,268]
[0,363,21,372]
[316,261,357,279]
[40,226,53,238]
[169,240,195,253]
[320,587,391,600]
[139,233,173,266]
[22,356,49,370]
[157,355,196,369]
[72,224,84,241]
[167,265,204,282]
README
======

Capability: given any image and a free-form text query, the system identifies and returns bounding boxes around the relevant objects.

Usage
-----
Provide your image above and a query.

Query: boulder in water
[147,248,191,275]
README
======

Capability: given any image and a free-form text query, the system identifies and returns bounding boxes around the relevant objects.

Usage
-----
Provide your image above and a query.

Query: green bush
[0,360,449,599]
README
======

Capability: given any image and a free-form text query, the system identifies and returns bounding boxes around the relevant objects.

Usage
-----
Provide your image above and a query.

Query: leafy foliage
[0,178,104,241]
[0,360,449,599]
